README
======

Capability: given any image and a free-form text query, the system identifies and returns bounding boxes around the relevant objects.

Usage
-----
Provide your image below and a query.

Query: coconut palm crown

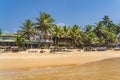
[35,12,55,34]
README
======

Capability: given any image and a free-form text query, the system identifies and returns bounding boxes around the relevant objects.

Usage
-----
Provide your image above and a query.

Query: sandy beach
[0,49,120,70]
[0,49,120,80]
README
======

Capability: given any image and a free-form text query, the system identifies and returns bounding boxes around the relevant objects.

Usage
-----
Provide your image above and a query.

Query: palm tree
[15,36,25,48]
[93,22,109,46]
[84,25,93,33]
[83,25,96,47]
[115,24,120,35]
[101,16,117,34]
[93,22,106,38]
[104,31,117,47]
[35,12,54,34]
[96,37,105,47]
[69,25,80,46]
[50,25,61,46]
[19,19,34,40]
[101,15,112,27]
[35,12,55,48]
[106,23,117,33]
[63,25,70,46]
[94,16,118,47]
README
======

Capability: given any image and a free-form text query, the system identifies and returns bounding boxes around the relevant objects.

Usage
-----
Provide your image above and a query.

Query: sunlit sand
[0,49,120,80]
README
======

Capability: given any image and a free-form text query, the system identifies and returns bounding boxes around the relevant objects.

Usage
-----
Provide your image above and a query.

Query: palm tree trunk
[55,36,57,46]
[65,37,66,46]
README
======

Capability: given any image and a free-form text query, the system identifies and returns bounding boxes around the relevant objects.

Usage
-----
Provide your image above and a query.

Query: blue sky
[0,0,120,33]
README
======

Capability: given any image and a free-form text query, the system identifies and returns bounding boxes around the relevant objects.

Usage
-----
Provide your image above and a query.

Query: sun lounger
[114,46,120,51]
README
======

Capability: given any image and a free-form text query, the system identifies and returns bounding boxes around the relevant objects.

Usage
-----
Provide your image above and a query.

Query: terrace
[0,34,17,46]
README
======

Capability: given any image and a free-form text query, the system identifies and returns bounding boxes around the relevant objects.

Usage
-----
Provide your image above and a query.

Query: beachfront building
[53,37,73,46]
[114,33,120,47]
[117,33,120,41]
[0,34,18,52]
[29,30,53,48]
[0,34,17,46]
[0,32,53,49]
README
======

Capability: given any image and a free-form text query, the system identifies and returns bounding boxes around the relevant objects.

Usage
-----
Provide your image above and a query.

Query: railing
[40,39,53,42]
[32,39,53,43]
[0,38,15,40]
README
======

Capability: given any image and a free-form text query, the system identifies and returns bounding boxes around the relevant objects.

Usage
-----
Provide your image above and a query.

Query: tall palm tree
[101,15,112,27]
[93,22,106,38]
[35,12,54,34]
[84,25,93,33]
[101,16,118,46]
[19,19,34,40]
[93,22,107,46]
[35,12,55,48]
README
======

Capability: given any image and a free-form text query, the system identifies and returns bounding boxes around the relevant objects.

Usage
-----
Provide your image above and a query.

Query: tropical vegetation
[4,13,120,49]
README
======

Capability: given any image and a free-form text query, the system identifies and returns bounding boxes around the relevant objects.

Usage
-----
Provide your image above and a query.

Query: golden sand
[0,49,120,80]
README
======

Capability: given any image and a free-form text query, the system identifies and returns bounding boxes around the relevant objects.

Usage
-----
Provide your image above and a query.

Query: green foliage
[93,22,105,38]
[69,25,80,45]
[15,36,25,48]
[18,19,35,40]
[105,32,116,43]
[96,38,105,46]
[115,24,120,34]
[50,25,62,46]
[14,13,120,48]
[83,28,96,46]
[51,25,61,37]
[35,12,55,33]
[101,15,112,27]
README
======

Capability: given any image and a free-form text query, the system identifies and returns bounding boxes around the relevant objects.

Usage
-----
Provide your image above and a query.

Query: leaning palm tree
[18,19,34,40]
